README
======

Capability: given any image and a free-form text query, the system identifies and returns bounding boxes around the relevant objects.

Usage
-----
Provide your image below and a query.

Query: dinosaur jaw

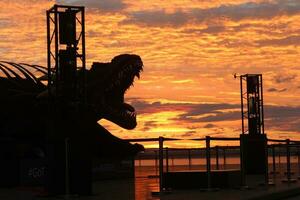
[103,102,137,130]
[102,58,143,130]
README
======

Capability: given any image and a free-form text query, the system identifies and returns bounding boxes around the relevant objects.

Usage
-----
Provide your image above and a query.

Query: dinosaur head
[89,54,143,130]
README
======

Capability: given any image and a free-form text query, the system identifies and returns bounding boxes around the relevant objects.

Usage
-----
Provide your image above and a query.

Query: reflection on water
[133,156,300,200]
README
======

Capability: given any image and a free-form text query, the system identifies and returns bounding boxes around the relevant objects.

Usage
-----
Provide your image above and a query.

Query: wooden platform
[163,169,241,189]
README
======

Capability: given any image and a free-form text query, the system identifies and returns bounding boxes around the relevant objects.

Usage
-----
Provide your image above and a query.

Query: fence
[127,136,300,193]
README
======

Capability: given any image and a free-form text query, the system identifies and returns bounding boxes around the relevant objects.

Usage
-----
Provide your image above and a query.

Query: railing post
[223,148,226,170]
[278,146,281,171]
[206,136,211,189]
[171,156,174,166]
[298,145,300,179]
[272,144,276,174]
[264,138,269,186]
[188,149,191,169]
[286,139,291,182]
[159,137,164,193]
[240,135,246,186]
[165,147,169,173]
[155,150,158,176]
[216,146,219,170]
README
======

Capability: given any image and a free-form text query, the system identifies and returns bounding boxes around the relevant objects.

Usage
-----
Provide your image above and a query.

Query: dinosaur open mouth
[103,58,143,129]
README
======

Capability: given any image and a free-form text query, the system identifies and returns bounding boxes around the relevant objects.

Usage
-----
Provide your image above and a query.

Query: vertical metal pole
[272,144,276,173]
[240,135,246,186]
[159,137,164,193]
[260,75,265,134]
[54,5,59,96]
[216,146,219,170]
[171,156,174,166]
[206,136,211,188]
[81,7,86,103]
[188,149,191,169]
[297,146,300,177]
[46,11,51,97]
[155,150,158,176]
[165,147,169,173]
[256,76,260,134]
[278,146,281,171]
[81,7,86,70]
[240,76,244,134]
[246,77,250,133]
[286,139,291,181]
[223,148,226,170]
[264,138,269,185]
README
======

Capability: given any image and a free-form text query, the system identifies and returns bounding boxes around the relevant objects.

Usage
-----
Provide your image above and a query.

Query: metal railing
[128,136,300,193]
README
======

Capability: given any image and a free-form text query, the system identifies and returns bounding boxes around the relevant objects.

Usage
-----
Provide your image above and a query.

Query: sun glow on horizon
[0,0,299,148]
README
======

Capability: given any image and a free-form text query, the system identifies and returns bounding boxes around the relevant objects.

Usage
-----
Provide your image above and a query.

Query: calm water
[130,156,300,200]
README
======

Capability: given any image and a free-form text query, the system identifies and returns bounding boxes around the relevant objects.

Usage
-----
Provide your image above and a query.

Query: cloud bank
[123,1,300,27]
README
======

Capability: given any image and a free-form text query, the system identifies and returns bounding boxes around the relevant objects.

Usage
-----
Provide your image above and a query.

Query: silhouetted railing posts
[155,150,158,176]
[129,136,300,192]
[297,146,300,179]
[223,148,226,170]
[159,136,164,192]
[216,146,219,170]
[278,148,281,171]
[286,139,291,182]
[264,138,269,186]
[188,149,191,169]
[165,147,169,173]
[171,156,174,166]
[206,136,211,188]
[240,136,246,186]
[272,144,276,174]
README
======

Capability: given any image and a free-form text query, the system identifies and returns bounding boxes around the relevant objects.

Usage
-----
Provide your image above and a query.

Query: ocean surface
[129,156,300,200]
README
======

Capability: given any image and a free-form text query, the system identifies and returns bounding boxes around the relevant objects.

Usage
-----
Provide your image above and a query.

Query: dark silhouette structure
[0,4,144,195]
[0,54,144,194]
[239,74,268,178]
[46,5,86,102]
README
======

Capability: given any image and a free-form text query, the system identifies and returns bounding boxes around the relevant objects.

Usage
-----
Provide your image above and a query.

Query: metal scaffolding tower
[240,74,264,135]
[46,4,86,102]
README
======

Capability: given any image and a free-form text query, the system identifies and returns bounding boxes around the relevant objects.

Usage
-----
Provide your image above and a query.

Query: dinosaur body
[0,54,144,159]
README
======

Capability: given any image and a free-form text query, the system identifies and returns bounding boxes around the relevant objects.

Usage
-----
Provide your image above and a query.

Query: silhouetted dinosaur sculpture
[0,54,144,159]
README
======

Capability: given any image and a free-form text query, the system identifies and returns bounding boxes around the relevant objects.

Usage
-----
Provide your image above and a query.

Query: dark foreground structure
[160,74,268,190]
[0,4,144,196]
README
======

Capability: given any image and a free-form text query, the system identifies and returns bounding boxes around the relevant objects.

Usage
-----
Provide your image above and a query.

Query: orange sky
[0,0,300,148]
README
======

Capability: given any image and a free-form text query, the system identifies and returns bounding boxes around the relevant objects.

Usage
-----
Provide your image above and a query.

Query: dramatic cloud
[191,1,300,22]
[122,10,188,27]
[0,18,14,28]
[256,35,300,47]
[265,105,300,132]
[267,88,287,92]
[142,121,158,131]
[57,0,127,12]
[131,99,239,116]
[1,0,300,145]
[181,131,197,137]
[183,25,226,35]
[131,99,300,133]
[123,1,300,27]
[203,123,217,128]
[274,74,297,83]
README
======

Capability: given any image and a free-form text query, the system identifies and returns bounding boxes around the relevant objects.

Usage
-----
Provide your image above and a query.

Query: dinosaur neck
[85,69,106,121]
